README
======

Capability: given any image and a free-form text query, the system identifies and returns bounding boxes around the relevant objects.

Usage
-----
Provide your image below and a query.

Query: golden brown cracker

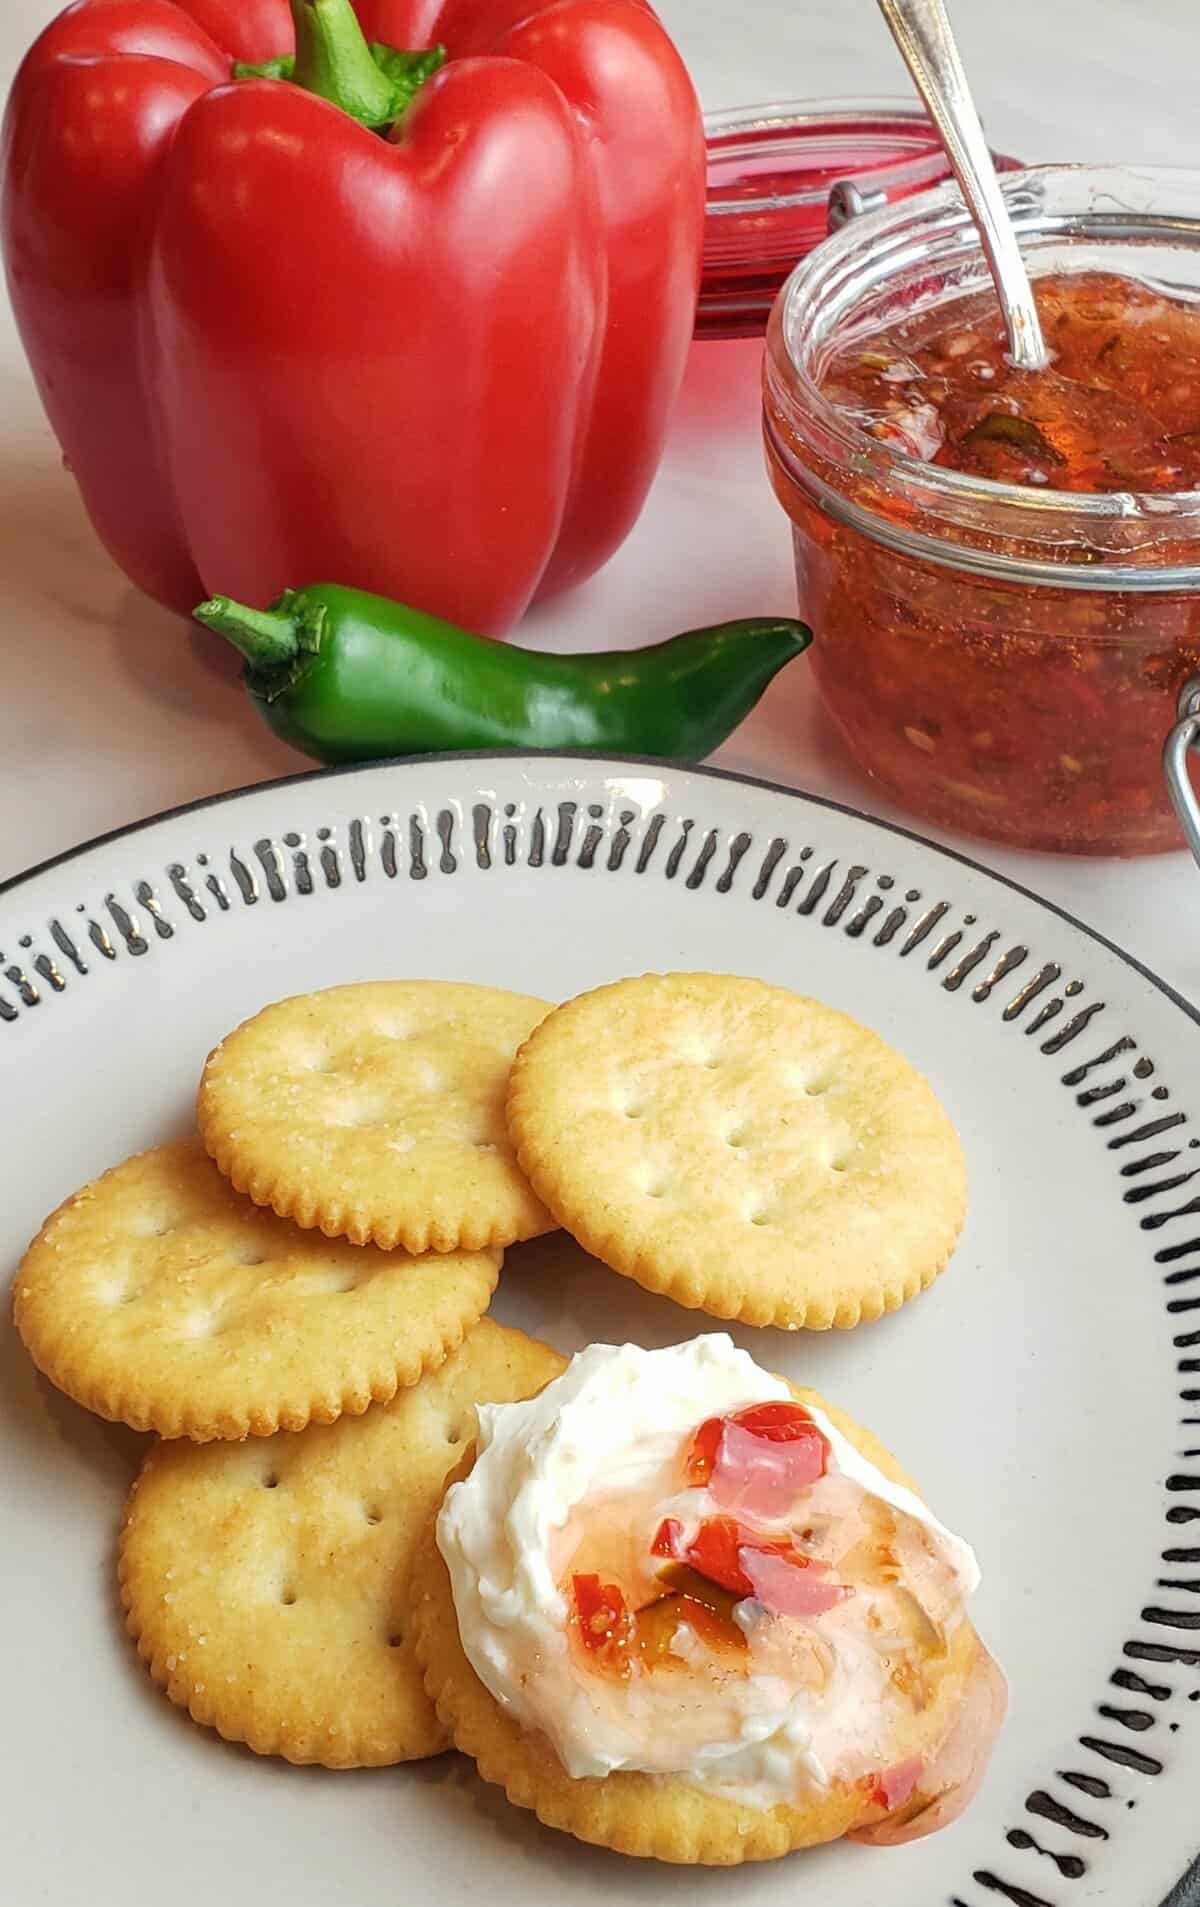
[506,972,966,1329]
[198,981,556,1252]
[13,1138,500,1440]
[118,1319,567,1768]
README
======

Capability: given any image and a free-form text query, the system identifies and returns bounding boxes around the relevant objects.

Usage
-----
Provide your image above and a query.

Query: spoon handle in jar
[875,0,1050,372]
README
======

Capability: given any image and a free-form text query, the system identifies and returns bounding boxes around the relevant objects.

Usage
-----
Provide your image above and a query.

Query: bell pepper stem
[368,43,447,110]
[235,7,446,125]
[194,597,299,671]
[288,0,398,127]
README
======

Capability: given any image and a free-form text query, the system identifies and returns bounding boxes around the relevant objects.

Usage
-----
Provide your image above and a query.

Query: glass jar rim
[768,161,1200,591]
[703,95,957,221]
[698,96,1017,341]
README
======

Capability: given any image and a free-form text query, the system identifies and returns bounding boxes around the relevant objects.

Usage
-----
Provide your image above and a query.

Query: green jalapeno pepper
[194,584,811,766]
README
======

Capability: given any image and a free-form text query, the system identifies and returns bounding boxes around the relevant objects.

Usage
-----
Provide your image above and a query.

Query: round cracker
[119,1319,567,1768]
[13,1138,500,1441]
[506,973,966,1329]
[412,1385,990,1862]
[197,981,556,1253]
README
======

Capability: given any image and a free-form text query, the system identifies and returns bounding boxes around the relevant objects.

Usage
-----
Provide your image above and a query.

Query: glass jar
[763,163,1200,856]
[699,98,1017,341]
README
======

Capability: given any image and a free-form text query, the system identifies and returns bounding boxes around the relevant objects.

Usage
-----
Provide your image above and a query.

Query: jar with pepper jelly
[763,164,1200,856]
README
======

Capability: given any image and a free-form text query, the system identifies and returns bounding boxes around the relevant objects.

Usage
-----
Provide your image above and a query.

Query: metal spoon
[875,0,1050,371]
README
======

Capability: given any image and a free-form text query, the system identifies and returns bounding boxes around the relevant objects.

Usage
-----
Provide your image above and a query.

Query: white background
[1,0,1198,996]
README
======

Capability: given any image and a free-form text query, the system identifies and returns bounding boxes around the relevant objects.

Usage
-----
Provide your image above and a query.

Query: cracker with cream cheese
[412,1375,999,1863]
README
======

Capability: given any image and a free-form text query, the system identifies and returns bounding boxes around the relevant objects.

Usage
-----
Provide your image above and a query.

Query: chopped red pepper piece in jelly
[654,1513,755,1595]
[741,1546,854,1619]
[653,1514,850,1618]
[863,1755,924,1813]
[682,1515,762,1597]
[687,1400,830,1518]
[733,1402,817,1441]
[685,1414,724,1485]
[572,1574,633,1663]
[652,1517,682,1558]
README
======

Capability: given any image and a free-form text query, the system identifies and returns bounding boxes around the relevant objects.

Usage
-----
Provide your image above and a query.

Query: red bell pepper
[2,0,703,632]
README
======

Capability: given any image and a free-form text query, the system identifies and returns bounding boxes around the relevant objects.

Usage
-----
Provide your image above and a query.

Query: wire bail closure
[1165,675,1200,870]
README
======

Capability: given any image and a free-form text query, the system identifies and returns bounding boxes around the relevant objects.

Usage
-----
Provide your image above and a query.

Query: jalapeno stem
[194,597,300,670]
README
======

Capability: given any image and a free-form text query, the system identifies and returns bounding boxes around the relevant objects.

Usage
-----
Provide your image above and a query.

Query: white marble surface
[1,0,1198,998]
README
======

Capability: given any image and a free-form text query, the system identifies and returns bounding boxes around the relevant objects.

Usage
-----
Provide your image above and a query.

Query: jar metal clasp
[827,179,888,229]
[1165,676,1200,872]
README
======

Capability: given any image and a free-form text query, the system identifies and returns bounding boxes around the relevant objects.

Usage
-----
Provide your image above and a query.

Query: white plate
[2,755,1198,1907]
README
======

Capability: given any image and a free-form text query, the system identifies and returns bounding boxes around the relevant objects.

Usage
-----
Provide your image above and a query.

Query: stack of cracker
[12,981,565,1769]
[11,968,966,1801]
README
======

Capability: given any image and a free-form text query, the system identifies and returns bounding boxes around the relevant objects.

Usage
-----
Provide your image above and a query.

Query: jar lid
[699,96,1019,340]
